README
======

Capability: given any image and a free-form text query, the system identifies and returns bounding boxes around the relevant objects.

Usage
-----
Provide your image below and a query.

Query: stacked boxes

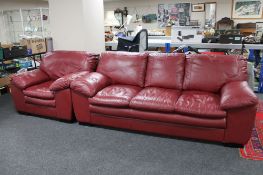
[20,38,47,54]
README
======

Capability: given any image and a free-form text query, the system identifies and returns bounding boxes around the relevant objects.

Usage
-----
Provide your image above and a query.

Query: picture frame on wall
[192,4,205,12]
[232,0,263,19]
[256,22,263,31]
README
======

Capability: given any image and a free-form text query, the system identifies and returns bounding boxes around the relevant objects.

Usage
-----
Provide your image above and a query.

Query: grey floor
[0,94,262,175]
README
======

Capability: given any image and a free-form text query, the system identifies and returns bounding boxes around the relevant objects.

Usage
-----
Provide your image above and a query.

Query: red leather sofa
[10,51,98,121]
[71,51,258,145]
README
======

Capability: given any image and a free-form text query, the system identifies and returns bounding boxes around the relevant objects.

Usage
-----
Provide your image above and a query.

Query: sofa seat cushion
[130,87,181,112]
[25,96,56,107]
[89,85,141,107]
[23,81,55,99]
[175,91,226,118]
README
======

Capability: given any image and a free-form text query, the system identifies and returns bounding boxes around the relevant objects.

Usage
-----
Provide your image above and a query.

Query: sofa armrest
[70,72,112,97]
[11,69,50,89]
[50,71,90,91]
[220,81,258,110]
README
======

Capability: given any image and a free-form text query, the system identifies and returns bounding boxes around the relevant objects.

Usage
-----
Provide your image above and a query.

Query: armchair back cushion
[145,53,185,89]
[96,51,148,87]
[183,54,247,93]
[40,51,98,80]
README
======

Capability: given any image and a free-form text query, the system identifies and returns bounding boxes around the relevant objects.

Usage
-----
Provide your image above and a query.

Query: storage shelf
[2,8,50,43]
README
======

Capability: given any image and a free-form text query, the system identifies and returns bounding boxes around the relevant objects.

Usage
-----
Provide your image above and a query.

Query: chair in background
[216,17,234,30]
[117,29,148,52]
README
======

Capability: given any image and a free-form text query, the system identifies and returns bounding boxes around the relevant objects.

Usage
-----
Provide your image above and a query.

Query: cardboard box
[20,38,47,54]
[0,75,11,88]
[1,43,13,49]
[20,39,31,50]
[31,38,46,54]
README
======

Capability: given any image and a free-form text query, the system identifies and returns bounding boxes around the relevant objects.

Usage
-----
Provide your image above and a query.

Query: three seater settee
[71,51,258,145]
[10,51,98,121]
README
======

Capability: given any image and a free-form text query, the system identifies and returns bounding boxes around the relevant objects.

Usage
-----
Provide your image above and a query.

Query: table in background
[105,39,263,50]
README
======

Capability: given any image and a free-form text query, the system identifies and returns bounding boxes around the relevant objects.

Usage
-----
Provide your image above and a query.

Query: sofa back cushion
[183,54,247,93]
[40,51,98,80]
[145,53,185,89]
[97,51,148,87]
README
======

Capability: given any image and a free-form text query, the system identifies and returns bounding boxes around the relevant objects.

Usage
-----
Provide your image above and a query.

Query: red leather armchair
[71,51,258,145]
[10,51,98,121]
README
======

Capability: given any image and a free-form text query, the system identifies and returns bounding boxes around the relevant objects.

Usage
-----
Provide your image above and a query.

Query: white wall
[49,0,105,53]
[0,0,49,42]
[0,0,48,10]
[104,0,263,30]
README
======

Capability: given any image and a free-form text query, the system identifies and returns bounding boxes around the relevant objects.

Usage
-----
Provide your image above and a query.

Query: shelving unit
[1,8,50,43]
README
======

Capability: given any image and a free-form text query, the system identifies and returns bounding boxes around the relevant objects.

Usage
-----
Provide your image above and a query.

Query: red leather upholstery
[89,105,226,129]
[50,71,90,91]
[145,53,185,89]
[10,51,255,145]
[89,85,141,107]
[90,112,225,142]
[130,87,181,112]
[220,81,258,109]
[10,50,99,121]
[11,85,58,117]
[71,72,112,97]
[23,81,54,99]
[25,96,56,107]
[72,92,92,123]
[11,69,50,89]
[224,106,257,144]
[40,51,98,80]
[183,54,247,92]
[96,51,148,87]
[71,52,258,145]
[175,91,226,118]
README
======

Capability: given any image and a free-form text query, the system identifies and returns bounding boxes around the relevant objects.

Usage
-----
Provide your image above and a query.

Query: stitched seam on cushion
[180,57,185,90]
[146,58,153,87]
[184,58,192,90]
[139,56,148,87]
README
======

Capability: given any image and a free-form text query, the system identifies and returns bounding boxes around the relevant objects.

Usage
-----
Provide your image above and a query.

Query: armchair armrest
[50,71,90,91]
[11,69,50,89]
[70,72,112,97]
[220,81,258,110]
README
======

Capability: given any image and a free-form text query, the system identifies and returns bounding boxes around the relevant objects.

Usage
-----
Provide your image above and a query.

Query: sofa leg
[78,122,95,127]
[223,143,244,148]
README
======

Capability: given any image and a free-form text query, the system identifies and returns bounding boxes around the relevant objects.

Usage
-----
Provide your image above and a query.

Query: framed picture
[158,3,191,27]
[256,22,263,30]
[232,0,263,19]
[192,4,205,12]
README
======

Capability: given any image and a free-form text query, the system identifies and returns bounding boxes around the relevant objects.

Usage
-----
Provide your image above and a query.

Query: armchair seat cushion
[23,81,55,99]
[89,85,141,107]
[25,96,56,107]
[174,91,226,118]
[129,87,181,112]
